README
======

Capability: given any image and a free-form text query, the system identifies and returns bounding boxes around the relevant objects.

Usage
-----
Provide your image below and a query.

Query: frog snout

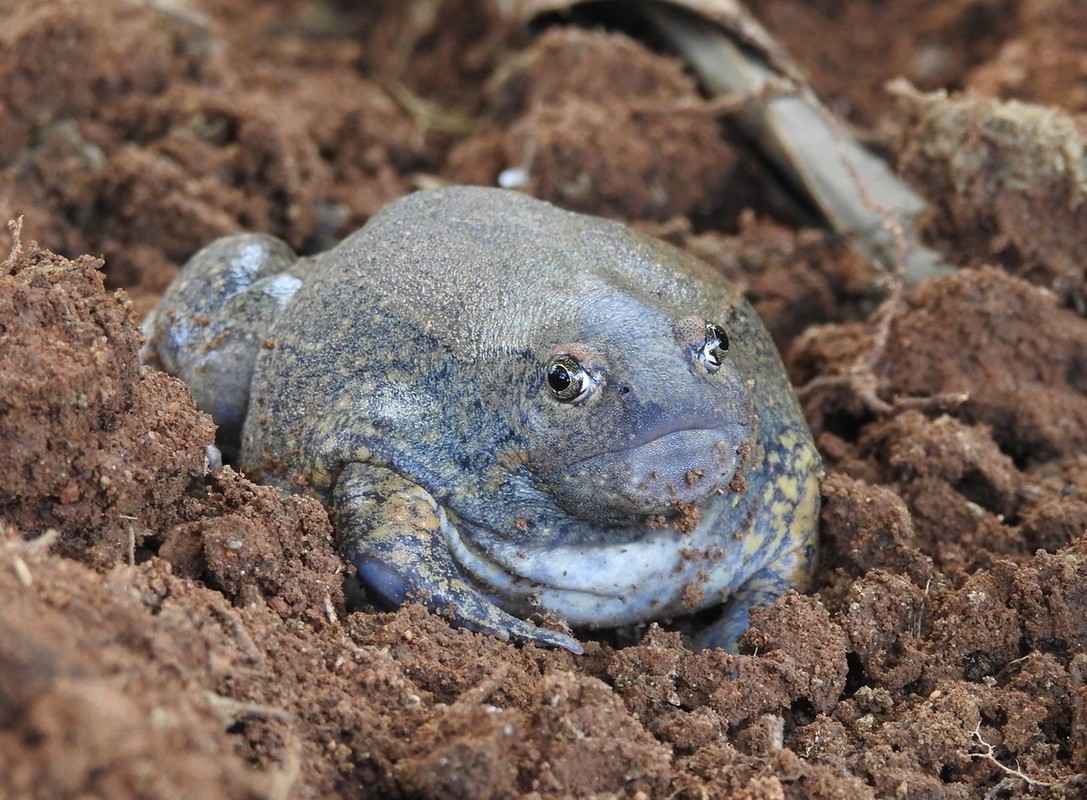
[551,411,749,521]
[610,421,745,505]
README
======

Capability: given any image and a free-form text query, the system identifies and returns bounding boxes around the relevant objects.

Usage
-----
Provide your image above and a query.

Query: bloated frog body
[144,186,821,653]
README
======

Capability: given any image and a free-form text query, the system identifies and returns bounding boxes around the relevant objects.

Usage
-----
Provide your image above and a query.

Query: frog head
[519,291,756,526]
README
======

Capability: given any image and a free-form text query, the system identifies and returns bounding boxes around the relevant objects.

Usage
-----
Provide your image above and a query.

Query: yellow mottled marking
[776,476,800,502]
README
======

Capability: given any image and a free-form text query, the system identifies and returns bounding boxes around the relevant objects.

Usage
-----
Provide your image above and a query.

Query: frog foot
[335,462,584,654]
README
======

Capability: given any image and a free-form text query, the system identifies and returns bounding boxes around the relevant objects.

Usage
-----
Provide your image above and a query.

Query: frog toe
[435,589,584,653]
[470,610,583,654]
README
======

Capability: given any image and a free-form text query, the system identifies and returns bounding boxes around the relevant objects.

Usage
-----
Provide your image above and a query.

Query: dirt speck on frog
[143,186,821,654]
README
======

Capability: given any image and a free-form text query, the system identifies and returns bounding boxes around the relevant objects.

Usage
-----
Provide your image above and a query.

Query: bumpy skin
[144,186,821,653]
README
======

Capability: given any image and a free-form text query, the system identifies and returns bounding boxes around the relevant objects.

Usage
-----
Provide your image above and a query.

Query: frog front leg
[334,462,584,654]
[694,440,821,652]
[693,558,813,652]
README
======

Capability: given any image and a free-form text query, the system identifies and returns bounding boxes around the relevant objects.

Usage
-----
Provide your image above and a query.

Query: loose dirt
[1,1,1085,797]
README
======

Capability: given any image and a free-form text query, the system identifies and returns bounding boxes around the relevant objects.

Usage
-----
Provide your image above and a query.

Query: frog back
[240,187,809,504]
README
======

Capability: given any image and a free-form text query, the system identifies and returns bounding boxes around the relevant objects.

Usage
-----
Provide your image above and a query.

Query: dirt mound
[1,1,1085,797]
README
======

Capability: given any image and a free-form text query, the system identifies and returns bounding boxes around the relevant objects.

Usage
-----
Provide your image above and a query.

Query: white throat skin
[447,486,757,628]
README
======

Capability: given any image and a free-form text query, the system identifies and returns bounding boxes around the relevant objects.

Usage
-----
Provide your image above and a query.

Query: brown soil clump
[1,1,1085,797]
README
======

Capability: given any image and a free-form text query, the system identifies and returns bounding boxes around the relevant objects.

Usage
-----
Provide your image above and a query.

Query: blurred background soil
[1,0,1086,797]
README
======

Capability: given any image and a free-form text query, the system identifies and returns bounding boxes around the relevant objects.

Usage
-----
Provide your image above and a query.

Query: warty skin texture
[144,186,821,653]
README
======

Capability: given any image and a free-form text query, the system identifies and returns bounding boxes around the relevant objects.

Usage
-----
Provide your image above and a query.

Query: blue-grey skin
[144,186,821,654]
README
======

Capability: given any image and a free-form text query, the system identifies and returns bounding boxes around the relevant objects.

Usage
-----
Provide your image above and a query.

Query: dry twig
[797,283,969,417]
[3,527,60,587]
[1,216,24,275]
[960,721,1084,795]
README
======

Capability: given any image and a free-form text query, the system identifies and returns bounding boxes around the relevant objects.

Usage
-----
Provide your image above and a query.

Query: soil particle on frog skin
[671,500,703,534]
[2,0,1087,798]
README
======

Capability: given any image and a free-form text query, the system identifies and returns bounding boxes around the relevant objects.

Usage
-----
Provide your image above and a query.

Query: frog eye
[697,321,730,372]
[546,354,593,402]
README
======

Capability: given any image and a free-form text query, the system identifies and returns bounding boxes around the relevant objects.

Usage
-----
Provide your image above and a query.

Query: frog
[143,185,821,654]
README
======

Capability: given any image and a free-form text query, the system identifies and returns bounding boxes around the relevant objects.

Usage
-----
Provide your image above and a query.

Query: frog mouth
[629,415,742,452]
[567,413,741,459]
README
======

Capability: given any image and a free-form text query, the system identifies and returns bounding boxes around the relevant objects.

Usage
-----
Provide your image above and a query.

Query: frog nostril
[618,385,631,396]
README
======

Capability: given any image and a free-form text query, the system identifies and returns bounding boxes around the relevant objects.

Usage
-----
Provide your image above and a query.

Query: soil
[1,1,1085,797]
